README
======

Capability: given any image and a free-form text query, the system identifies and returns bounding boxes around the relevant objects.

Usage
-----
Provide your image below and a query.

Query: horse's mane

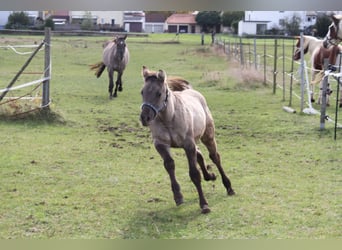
[167,77,192,92]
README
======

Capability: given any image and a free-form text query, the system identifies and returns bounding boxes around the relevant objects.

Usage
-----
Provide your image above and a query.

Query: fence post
[42,27,51,109]
[273,39,278,94]
[239,37,244,66]
[320,59,329,130]
[263,40,266,85]
[300,32,305,112]
[282,38,285,101]
[254,38,257,70]
[289,38,295,107]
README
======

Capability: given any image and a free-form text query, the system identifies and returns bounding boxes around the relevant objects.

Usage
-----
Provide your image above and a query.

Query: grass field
[0,33,341,239]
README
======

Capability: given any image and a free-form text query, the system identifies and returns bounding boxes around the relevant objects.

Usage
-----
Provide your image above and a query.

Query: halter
[141,89,169,119]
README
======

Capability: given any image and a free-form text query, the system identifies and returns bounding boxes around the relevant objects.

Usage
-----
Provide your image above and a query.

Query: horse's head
[140,66,169,126]
[293,36,309,60]
[323,14,342,48]
[114,34,127,60]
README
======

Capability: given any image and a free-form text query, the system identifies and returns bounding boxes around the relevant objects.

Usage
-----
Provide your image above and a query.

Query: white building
[238,11,331,36]
[70,11,123,26]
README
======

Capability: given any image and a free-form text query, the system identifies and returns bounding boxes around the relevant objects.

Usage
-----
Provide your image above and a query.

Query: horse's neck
[308,38,323,55]
[159,89,176,122]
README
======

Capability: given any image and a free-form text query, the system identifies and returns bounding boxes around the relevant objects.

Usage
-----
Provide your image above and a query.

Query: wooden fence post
[42,27,51,109]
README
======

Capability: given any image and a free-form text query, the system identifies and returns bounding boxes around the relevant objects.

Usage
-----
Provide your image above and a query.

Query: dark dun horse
[90,35,129,99]
[140,66,235,214]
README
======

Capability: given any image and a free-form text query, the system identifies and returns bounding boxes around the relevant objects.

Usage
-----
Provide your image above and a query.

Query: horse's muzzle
[140,105,156,126]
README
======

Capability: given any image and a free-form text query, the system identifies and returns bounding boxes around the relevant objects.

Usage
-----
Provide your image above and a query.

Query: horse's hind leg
[196,148,216,181]
[201,127,235,196]
[155,143,184,206]
[184,140,210,214]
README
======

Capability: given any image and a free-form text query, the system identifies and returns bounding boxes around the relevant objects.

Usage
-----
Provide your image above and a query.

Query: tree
[195,11,221,32]
[281,14,301,35]
[5,11,30,29]
[314,14,332,38]
[221,11,244,27]
[81,11,94,30]
[44,17,55,30]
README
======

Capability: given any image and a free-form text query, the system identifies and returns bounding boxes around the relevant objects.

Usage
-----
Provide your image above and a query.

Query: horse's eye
[156,92,161,97]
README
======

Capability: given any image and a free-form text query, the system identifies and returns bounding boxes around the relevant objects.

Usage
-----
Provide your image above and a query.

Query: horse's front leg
[155,143,184,206]
[115,72,123,97]
[117,71,123,92]
[108,69,114,99]
[184,140,210,214]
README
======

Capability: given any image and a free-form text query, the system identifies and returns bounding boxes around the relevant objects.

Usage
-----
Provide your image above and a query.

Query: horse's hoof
[201,205,211,214]
[118,86,123,92]
[227,189,236,196]
[175,195,184,206]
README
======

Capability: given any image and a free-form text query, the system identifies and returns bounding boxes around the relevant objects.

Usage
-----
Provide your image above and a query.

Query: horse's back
[167,77,191,91]
[176,88,213,133]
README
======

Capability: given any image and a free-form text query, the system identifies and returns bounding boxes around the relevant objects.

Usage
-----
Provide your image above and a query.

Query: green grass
[0,34,341,239]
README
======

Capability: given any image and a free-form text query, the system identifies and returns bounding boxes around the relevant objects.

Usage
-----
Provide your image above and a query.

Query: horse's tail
[167,77,192,91]
[90,62,106,78]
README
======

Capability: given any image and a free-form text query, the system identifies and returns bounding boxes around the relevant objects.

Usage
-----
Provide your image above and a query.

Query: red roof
[166,13,196,25]
[145,13,167,23]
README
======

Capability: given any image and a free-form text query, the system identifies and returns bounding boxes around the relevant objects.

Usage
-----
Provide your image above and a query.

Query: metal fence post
[42,27,51,109]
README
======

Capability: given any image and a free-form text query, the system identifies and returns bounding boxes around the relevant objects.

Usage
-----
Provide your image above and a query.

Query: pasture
[0,33,341,239]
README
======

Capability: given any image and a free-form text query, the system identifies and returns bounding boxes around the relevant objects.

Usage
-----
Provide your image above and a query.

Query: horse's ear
[331,14,342,25]
[157,70,167,82]
[142,66,149,78]
[123,34,127,40]
[332,15,339,25]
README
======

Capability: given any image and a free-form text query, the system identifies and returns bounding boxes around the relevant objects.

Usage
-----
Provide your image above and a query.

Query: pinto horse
[323,14,342,48]
[293,35,342,105]
[90,35,129,99]
[139,66,235,214]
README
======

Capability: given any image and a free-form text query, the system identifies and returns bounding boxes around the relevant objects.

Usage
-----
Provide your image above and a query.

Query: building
[123,11,145,32]
[144,12,166,33]
[165,13,199,33]
[70,11,123,27]
[238,11,326,36]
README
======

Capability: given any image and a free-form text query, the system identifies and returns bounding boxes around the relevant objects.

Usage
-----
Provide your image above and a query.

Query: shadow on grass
[121,198,205,239]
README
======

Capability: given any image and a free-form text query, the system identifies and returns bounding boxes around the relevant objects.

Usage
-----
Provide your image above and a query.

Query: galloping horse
[293,35,342,105]
[90,35,129,99]
[139,66,235,214]
[323,14,342,49]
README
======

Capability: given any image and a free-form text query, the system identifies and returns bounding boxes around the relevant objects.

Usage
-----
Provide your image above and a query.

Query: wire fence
[215,35,342,138]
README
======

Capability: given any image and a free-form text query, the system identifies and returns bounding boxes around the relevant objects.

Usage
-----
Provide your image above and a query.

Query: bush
[5,11,30,29]
[44,18,55,30]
